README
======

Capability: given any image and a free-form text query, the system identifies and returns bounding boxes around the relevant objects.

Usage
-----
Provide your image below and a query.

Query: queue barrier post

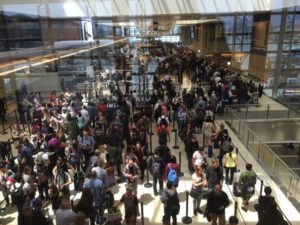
[173,129,179,149]
[144,161,153,188]
[181,191,192,224]
[179,152,184,177]
[259,180,264,196]
[234,201,238,217]
[141,202,144,225]
[1,121,7,134]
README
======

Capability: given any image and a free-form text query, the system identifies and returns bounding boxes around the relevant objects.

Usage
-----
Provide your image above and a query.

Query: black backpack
[159,117,168,126]
[11,183,25,207]
[150,157,161,176]
[165,191,180,215]
[196,108,205,121]
[159,128,168,144]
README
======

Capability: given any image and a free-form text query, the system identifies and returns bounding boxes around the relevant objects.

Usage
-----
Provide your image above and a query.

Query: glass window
[234,45,241,51]
[243,35,252,44]
[244,15,253,34]
[235,35,242,44]
[268,33,279,43]
[294,15,300,31]
[236,16,244,33]
[267,43,278,51]
[219,16,234,34]
[224,35,233,44]
[269,15,281,32]
[285,14,294,32]
[284,33,293,42]
[242,44,250,51]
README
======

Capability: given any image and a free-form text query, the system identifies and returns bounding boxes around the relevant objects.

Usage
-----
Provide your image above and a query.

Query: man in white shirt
[192,146,207,170]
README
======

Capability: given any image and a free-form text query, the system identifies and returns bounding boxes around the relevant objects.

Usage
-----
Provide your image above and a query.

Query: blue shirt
[83,178,105,207]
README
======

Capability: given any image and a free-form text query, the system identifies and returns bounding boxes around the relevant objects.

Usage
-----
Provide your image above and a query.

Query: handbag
[190,187,201,198]
[233,182,242,197]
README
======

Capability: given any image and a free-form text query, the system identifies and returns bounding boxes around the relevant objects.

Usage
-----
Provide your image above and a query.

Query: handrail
[217,119,292,225]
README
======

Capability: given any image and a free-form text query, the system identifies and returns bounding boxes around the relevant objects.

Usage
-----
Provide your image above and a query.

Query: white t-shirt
[192,151,205,166]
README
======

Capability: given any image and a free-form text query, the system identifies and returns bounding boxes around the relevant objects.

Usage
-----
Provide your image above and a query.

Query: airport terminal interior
[0,0,300,225]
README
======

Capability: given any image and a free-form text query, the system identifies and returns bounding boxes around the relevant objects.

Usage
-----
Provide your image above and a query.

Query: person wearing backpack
[239,163,257,212]
[157,114,170,127]
[9,174,26,225]
[149,148,164,195]
[161,181,180,225]
[164,156,180,188]
[157,124,170,145]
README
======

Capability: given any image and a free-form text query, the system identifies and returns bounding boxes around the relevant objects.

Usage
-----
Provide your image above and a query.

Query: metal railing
[227,111,299,222]
[224,103,300,121]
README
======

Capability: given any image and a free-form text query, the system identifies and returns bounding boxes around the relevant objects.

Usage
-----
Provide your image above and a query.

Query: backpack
[159,127,168,144]
[165,191,180,215]
[167,164,178,184]
[159,117,168,126]
[151,157,161,176]
[196,108,205,121]
[11,183,25,207]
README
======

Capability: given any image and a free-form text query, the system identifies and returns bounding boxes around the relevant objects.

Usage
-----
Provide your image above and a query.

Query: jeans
[225,167,235,184]
[193,191,202,210]
[153,175,163,194]
[210,213,226,225]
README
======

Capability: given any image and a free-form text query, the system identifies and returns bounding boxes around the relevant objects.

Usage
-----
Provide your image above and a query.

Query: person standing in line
[254,186,275,221]
[205,183,229,225]
[55,197,76,225]
[191,165,206,215]
[239,163,257,212]
[202,115,216,158]
[123,158,141,195]
[114,186,139,225]
[205,159,224,192]
[83,171,106,224]
[161,181,180,225]
[148,148,164,195]
[223,146,238,185]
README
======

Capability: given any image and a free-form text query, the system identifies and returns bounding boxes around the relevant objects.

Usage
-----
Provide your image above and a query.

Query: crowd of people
[0,41,286,225]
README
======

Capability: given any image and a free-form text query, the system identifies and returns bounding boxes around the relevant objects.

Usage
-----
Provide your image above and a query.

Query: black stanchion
[182,191,192,224]
[173,129,179,149]
[149,117,154,135]
[172,110,176,132]
[234,201,238,217]
[259,180,264,196]
[1,121,7,134]
[144,162,153,188]
[179,152,184,177]
[149,131,153,154]
[141,202,144,225]
[14,110,19,126]
[172,119,176,132]
[202,133,205,148]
